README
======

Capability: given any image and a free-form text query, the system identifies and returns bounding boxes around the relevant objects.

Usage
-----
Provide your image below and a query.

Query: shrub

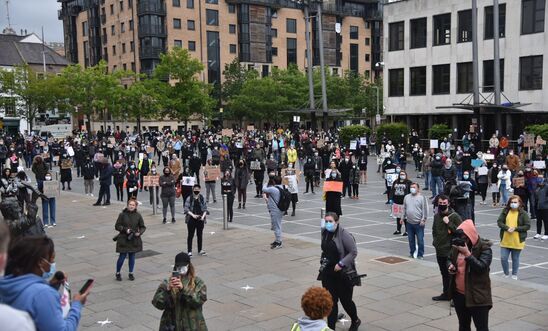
[376,122,408,145]
[428,124,453,139]
[525,124,548,140]
[339,125,371,146]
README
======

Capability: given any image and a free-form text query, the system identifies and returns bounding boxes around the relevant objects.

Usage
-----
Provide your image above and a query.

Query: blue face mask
[41,259,56,280]
[325,222,336,232]
[463,175,469,180]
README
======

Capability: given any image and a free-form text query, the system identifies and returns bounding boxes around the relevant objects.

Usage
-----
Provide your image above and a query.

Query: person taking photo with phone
[152,252,208,331]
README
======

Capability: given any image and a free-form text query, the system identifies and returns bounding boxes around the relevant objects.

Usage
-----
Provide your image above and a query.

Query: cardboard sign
[349,140,357,150]
[247,125,255,132]
[471,159,483,168]
[512,177,525,187]
[316,139,324,148]
[52,155,60,162]
[392,203,404,219]
[477,166,488,176]
[143,175,160,187]
[66,146,75,157]
[181,176,196,186]
[250,161,261,170]
[283,175,299,194]
[536,136,547,145]
[323,181,343,193]
[222,129,234,137]
[43,180,60,198]
[430,139,439,149]
[360,137,367,146]
[146,146,154,154]
[204,166,220,181]
[533,161,546,169]
[483,153,495,160]
[524,134,535,148]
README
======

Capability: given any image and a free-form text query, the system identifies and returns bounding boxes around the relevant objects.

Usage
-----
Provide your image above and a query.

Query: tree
[122,74,164,133]
[339,125,371,146]
[153,48,214,125]
[221,59,258,104]
[429,124,453,139]
[376,122,409,145]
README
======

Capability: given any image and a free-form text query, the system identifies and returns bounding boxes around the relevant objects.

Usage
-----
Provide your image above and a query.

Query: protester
[125,160,140,200]
[488,163,501,207]
[339,155,352,199]
[430,153,444,197]
[291,287,333,331]
[160,167,177,224]
[113,160,125,202]
[391,170,412,235]
[534,179,548,240]
[263,175,285,249]
[235,159,249,209]
[93,159,113,206]
[304,157,316,194]
[497,195,530,280]
[82,156,95,197]
[152,252,208,330]
[40,172,57,227]
[497,165,512,206]
[184,184,208,257]
[114,198,146,281]
[402,183,428,259]
[221,170,236,222]
[325,170,343,216]
[204,159,218,203]
[59,154,72,191]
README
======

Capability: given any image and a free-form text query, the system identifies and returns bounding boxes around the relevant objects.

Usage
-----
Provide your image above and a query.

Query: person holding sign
[183,185,208,257]
[221,171,236,222]
[252,159,265,198]
[125,161,140,200]
[512,171,528,211]
[204,159,218,203]
[324,171,343,216]
[390,171,412,235]
[235,160,249,209]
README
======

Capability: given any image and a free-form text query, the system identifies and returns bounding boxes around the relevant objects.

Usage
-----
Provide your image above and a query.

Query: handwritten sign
[323,181,343,193]
[477,166,488,176]
[250,161,261,170]
[181,176,196,186]
[512,177,525,187]
[143,175,160,187]
[386,173,399,186]
[524,134,535,148]
[222,129,234,137]
[43,180,60,198]
[349,140,357,150]
[483,153,495,160]
[471,159,483,168]
[392,203,404,219]
[316,139,324,148]
[146,146,154,154]
[533,161,546,169]
[360,137,367,146]
[204,166,220,181]
[430,139,439,149]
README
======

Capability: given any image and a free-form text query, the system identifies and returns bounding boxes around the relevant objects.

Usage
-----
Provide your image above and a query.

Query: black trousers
[352,184,359,196]
[226,193,234,221]
[436,254,450,296]
[187,217,204,253]
[453,292,490,331]
[478,183,488,201]
[342,180,351,197]
[536,209,548,235]
[96,184,110,204]
[396,218,408,233]
[305,176,314,193]
[322,275,358,329]
[115,183,124,201]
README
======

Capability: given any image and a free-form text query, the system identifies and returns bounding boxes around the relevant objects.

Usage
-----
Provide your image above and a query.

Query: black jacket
[82,161,95,180]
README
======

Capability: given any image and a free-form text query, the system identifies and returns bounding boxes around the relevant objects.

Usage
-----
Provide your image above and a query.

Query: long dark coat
[115,208,146,253]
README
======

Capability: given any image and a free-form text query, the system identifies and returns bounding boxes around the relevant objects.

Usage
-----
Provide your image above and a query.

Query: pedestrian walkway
[46,193,547,331]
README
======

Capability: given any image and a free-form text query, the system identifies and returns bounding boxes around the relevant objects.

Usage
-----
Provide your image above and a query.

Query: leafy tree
[339,125,371,145]
[122,74,164,132]
[376,122,409,145]
[525,124,548,140]
[428,124,453,139]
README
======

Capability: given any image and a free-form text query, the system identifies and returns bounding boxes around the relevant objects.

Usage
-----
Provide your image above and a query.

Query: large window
[457,62,473,94]
[432,64,450,94]
[187,0,194,9]
[287,38,297,64]
[350,26,359,39]
[484,4,506,39]
[458,10,472,42]
[389,21,404,51]
[483,59,504,92]
[350,44,359,72]
[520,55,543,90]
[433,13,451,46]
[286,18,297,33]
[410,18,426,48]
[389,68,404,97]
[410,66,426,96]
[522,0,545,34]
[188,41,196,51]
[173,0,180,7]
[206,9,218,26]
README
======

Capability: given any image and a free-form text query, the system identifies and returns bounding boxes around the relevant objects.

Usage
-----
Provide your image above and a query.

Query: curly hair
[301,287,333,320]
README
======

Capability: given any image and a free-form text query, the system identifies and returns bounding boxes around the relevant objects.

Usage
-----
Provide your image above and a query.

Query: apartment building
[383,0,547,138]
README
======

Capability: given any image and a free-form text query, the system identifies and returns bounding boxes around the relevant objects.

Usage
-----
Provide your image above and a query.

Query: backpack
[275,185,292,212]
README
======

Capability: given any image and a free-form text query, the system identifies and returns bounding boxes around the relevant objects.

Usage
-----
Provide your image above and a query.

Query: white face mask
[410,187,417,194]
[177,265,189,275]
[45,176,52,181]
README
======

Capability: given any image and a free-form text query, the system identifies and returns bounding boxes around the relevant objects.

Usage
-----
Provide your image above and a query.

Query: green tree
[428,124,453,139]
[153,48,213,125]
[122,74,164,132]
[376,122,409,145]
[339,125,371,145]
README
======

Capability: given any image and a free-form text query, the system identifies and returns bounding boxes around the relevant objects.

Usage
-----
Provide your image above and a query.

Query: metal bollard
[320,208,325,219]
[152,187,157,215]
[222,194,228,230]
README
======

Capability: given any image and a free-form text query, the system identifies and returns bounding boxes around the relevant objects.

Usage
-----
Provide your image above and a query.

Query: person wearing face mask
[169,154,182,178]
[138,154,152,192]
[234,159,249,209]
[460,171,477,220]
[505,150,520,175]
[512,171,528,212]
[0,235,90,331]
[430,153,444,198]
[160,167,177,224]
[325,170,343,216]
[152,252,208,330]
[497,165,512,205]
[338,155,352,199]
[382,157,397,203]
[114,198,146,281]
[147,162,160,207]
[125,161,140,200]
[59,154,73,191]
[391,171,412,235]
[252,158,266,198]
[497,196,530,279]
[488,163,501,206]
[489,133,499,154]
[349,164,360,199]
[447,220,493,331]
[113,160,126,201]
[40,172,57,227]
[533,179,548,240]
[431,195,462,301]
[221,170,236,222]
[313,150,323,187]
[184,184,208,257]
[304,157,316,194]
[402,183,428,258]
[318,212,361,331]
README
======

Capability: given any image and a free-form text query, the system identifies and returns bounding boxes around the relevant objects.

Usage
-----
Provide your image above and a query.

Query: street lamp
[219,107,224,128]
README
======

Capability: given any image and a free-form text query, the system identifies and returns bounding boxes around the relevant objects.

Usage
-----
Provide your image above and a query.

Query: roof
[0,34,70,67]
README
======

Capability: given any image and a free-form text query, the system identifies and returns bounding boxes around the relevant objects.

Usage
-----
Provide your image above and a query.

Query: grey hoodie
[296,317,332,331]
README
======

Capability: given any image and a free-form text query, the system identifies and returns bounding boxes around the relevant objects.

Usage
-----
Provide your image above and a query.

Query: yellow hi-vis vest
[290,322,331,331]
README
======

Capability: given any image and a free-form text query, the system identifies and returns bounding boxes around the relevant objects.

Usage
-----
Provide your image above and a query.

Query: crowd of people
[0,125,546,330]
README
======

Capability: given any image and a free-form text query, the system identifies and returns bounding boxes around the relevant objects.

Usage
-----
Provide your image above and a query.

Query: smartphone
[79,279,94,294]
[171,271,180,278]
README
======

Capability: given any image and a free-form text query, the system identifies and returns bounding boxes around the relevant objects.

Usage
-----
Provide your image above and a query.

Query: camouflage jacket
[151,277,208,331]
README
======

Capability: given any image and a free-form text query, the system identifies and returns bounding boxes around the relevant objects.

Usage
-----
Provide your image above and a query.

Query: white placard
[533,161,546,169]
[66,146,75,157]
[477,166,488,176]
[181,176,196,186]
[284,175,299,194]
[349,140,357,150]
[386,173,399,186]
[235,142,243,149]
[483,153,495,160]
[430,139,439,149]
[360,137,367,146]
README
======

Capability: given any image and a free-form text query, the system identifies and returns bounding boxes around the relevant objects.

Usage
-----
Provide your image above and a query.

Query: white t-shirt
[0,304,36,331]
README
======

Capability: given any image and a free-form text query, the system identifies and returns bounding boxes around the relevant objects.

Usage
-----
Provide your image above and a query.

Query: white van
[38,124,73,139]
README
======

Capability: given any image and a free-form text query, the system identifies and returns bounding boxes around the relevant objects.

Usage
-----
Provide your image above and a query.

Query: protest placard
[204,166,220,181]
[533,161,546,169]
[181,176,196,186]
[386,173,399,186]
[323,181,343,193]
[222,129,234,136]
[471,159,483,168]
[43,181,60,198]
[316,139,324,148]
[430,139,439,149]
[143,175,160,187]
[512,177,525,187]
[483,153,495,160]
[477,166,488,176]
[360,137,367,146]
[247,125,255,132]
[283,175,299,194]
[66,146,75,157]
[146,146,154,154]
[392,204,404,219]
[349,140,357,150]
[250,161,261,170]
[524,134,535,147]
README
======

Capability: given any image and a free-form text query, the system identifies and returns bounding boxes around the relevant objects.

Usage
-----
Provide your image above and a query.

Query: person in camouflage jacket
[152,252,208,331]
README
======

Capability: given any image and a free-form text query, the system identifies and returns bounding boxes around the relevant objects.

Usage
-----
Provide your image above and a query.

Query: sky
[0,0,63,43]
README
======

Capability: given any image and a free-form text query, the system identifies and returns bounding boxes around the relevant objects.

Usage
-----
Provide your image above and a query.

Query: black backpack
[275,186,292,212]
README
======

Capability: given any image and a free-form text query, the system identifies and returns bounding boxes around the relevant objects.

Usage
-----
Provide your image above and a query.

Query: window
[111,25,115,35]
[286,18,297,33]
[229,44,237,54]
[520,55,543,90]
[484,4,506,39]
[432,64,450,94]
[187,20,195,30]
[174,40,183,48]
[206,0,218,3]
[206,9,218,26]
[365,54,370,62]
[410,66,426,95]
[121,22,125,33]
[272,28,277,37]
[389,21,404,51]
[410,18,426,48]
[110,4,114,15]
[365,70,370,80]
[112,45,117,55]
[522,0,545,34]
[128,0,132,7]
[119,0,124,11]
[130,41,135,51]
[122,43,126,53]
[389,69,404,96]
[173,18,181,29]
[287,38,297,64]
[131,62,136,72]
[457,62,473,94]
[483,59,504,92]
[365,22,370,29]
[365,37,370,46]
[272,47,278,56]
[123,63,127,71]
[228,4,235,13]
[129,19,134,31]
[188,41,196,51]
[350,26,359,39]
[173,0,180,7]
[350,44,359,72]
[333,68,339,76]
[187,0,194,9]
[433,13,451,46]
[229,24,236,34]
[82,21,88,37]
[458,10,472,42]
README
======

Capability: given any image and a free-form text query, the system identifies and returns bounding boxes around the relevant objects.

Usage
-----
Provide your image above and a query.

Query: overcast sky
[1,0,63,43]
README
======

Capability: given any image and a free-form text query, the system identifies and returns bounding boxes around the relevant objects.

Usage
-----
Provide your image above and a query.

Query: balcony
[226,0,301,9]
[137,2,166,16]
[138,25,167,37]
[140,46,164,59]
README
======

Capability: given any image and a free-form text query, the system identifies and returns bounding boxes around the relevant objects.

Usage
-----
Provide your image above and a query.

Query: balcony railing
[138,25,167,37]
[139,46,164,59]
[226,0,301,9]
[137,2,166,16]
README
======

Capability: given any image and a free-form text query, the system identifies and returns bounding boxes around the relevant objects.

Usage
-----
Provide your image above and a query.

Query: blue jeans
[500,247,521,276]
[500,183,509,205]
[116,252,136,273]
[407,222,425,257]
[42,197,56,225]
[431,176,443,197]
[424,171,431,190]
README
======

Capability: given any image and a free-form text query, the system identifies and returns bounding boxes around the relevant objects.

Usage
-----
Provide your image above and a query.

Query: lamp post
[219,107,224,128]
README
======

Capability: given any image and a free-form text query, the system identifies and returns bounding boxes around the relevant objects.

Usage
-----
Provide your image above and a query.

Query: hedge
[376,122,409,144]
[339,125,371,146]
[428,124,453,139]
[525,124,548,140]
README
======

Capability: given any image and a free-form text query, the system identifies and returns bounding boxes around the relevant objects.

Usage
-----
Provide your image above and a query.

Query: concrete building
[59,0,382,132]
[383,0,547,138]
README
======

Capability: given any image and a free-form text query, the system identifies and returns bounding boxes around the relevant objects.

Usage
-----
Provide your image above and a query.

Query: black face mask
[438,204,448,213]
[193,191,200,195]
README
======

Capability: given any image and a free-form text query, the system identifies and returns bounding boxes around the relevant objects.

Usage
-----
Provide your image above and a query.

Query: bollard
[222,194,228,230]
[320,208,325,229]
[321,208,325,219]
[152,187,157,215]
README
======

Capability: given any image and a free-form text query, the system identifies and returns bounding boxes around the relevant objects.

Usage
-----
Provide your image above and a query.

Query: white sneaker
[503,274,510,278]
[90,193,94,197]
[542,235,548,241]
[511,275,518,280]
[534,234,541,239]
